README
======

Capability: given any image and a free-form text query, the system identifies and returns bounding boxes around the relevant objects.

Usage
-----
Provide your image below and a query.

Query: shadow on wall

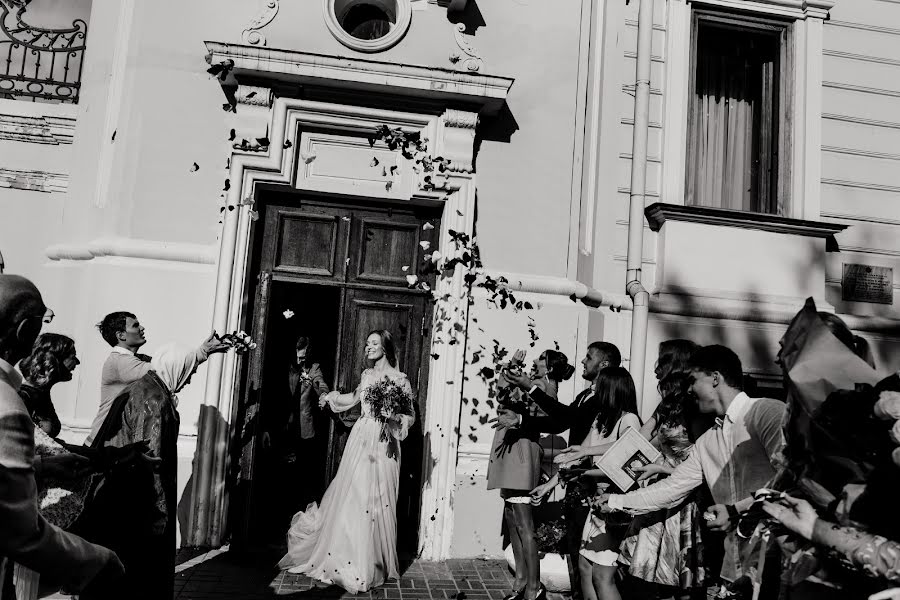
[651,233,839,388]
[177,404,232,548]
[448,0,486,35]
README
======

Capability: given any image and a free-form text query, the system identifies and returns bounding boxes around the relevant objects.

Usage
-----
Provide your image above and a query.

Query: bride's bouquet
[364,377,415,457]
[496,348,530,410]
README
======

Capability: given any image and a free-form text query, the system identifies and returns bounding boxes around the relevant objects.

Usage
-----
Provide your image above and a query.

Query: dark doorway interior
[248,281,341,547]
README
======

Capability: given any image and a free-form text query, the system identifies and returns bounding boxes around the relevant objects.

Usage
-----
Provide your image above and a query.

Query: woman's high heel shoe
[526,585,547,600]
[502,588,525,600]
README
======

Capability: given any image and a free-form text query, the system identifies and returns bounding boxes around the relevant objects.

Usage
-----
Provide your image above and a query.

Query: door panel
[327,290,425,481]
[339,291,423,385]
[229,269,272,546]
[263,202,352,283]
[353,217,421,286]
[273,211,341,277]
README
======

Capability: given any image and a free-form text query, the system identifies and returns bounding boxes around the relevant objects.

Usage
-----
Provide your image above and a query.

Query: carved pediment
[204,42,513,116]
[688,0,835,19]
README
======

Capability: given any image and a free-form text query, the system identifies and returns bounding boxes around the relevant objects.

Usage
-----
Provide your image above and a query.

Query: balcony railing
[0,2,87,104]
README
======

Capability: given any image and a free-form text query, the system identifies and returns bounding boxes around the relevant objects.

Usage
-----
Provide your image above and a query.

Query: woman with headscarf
[77,344,200,600]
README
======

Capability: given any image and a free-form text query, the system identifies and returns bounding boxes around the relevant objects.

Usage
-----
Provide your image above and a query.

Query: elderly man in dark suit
[0,274,122,598]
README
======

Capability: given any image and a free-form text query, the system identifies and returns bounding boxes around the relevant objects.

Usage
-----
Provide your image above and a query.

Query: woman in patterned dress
[617,340,711,600]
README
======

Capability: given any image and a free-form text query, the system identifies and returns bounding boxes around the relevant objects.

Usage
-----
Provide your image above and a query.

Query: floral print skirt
[618,496,706,589]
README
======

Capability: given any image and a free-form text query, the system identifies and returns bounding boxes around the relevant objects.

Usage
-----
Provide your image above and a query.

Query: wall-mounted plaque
[842,264,893,305]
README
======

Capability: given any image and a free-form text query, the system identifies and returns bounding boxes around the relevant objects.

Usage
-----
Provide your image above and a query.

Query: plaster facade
[1,0,899,559]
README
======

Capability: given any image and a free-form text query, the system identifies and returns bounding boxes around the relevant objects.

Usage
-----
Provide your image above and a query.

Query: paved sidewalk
[174,547,556,600]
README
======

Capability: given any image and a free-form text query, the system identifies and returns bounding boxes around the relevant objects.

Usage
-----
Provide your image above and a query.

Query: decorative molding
[620,152,661,164]
[241,0,278,46]
[617,186,659,198]
[438,109,477,172]
[823,81,900,99]
[838,245,900,258]
[235,85,273,107]
[622,84,663,96]
[449,23,483,72]
[323,0,412,53]
[204,42,514,114]
[0,168,66,193]
[688,0,834,19]
[822,145,900,162]
[45,237,217,264]
[821,211,900,227]
[824,48,900,68]
[187,97,482,561]
[823,113,900,131]
[659,0,691,209]
[644,203,849,238]
[827,20,900,37]
[623,51,665,64]
[622,117,663,129]
[822,178,900,194]
[624,19,667,32]
[94,0,136,209]
[0,112,74,144]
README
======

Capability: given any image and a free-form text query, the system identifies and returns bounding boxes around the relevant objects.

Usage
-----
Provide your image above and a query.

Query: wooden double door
[231,191,439,556]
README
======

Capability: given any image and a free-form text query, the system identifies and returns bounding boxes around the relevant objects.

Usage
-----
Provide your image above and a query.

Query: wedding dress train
[278,368,413,593]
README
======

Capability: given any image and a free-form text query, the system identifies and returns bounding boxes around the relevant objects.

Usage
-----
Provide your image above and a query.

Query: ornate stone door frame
[186,44,512,560]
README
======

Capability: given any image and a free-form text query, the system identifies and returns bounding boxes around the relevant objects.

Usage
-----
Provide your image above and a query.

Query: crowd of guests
[1,265,899,600]
[0,273,232,599]
[486,313,900,600]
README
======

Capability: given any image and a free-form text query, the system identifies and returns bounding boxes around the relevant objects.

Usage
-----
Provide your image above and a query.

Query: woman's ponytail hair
[543,349,575,382]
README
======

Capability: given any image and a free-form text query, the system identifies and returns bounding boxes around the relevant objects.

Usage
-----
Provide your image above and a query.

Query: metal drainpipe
[625,0,654,408]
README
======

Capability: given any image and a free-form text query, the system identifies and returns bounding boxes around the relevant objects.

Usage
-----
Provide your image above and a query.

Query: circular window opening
[340,3,394,40]
[325,0,411,52]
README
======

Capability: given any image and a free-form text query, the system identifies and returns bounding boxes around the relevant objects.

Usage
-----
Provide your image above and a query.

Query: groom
[263,335,331,510]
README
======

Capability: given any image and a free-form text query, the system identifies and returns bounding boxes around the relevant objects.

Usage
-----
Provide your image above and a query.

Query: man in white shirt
[85,311,228,445]
[599,345,785,594]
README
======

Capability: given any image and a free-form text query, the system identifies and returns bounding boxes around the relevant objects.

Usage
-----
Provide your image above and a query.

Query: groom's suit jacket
[287,363,330,440]
[520,386,598,445]
[0,359,111,598]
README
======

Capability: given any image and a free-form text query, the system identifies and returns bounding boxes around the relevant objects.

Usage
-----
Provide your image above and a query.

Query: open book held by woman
[278,330,415,593]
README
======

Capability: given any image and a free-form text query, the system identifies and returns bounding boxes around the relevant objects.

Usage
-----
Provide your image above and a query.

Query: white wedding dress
[278,367,414,593]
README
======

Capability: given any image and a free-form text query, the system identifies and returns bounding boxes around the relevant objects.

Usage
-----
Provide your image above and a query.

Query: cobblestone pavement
[174,548,568,600]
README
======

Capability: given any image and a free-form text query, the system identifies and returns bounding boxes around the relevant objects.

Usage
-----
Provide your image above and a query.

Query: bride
[278,329,415,592]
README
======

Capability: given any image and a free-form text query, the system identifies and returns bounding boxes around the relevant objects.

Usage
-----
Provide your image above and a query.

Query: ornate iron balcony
[0,1,87,104]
